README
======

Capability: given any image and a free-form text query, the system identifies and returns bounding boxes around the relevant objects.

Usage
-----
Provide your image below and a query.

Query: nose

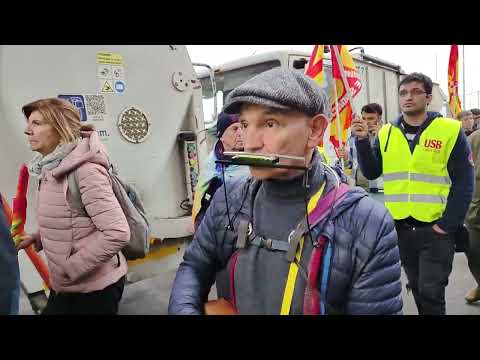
[24,123,32,136]
[244,126,263,153]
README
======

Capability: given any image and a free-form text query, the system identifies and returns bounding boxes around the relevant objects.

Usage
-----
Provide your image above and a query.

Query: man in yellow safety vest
[352,72,474,315]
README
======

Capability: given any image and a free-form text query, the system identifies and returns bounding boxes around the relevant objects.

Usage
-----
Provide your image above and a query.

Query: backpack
[67,165,151,260]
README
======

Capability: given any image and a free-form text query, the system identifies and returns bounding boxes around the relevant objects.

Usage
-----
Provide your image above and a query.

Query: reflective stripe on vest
[384,194,447,204]
[383,172,451,185]
[378,117,460,222]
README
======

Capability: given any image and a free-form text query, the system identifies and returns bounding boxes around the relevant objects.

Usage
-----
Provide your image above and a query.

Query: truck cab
[196,48,448,191]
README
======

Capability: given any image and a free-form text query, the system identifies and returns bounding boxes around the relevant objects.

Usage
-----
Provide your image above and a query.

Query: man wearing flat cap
[169,68,402,315]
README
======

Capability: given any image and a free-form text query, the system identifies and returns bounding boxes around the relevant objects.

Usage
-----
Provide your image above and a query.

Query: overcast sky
[187,45,480,110]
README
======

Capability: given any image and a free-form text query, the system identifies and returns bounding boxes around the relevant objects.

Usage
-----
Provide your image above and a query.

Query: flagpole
[333,81,344,169]
[332,45,357,114]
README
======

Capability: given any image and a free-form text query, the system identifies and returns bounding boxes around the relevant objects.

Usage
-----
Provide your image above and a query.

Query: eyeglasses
[399,89,427,97]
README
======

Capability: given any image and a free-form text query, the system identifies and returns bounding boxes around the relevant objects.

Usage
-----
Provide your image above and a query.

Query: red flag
[11,164,29,245]
[305,45,326,88]
[329,45,362,148]
[10,164,51,288]
[448,45,462,118]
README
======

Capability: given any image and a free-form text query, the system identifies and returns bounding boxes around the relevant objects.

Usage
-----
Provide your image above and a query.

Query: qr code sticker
[85,94,107,116]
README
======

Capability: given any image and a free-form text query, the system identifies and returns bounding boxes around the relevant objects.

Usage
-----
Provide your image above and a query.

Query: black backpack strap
[236,219,250,249]
[201,177,223,210]
[286,218,308,263]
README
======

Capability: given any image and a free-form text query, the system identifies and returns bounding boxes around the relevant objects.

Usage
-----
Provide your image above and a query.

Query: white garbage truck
[0,45,213,312]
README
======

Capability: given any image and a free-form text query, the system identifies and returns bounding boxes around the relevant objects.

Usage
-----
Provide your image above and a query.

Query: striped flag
[10,164,51,289]
[328,45,362,148]
[305,45,326,147]
[10,164,29,246]
[448,45,462,118]
[305,45,327,88]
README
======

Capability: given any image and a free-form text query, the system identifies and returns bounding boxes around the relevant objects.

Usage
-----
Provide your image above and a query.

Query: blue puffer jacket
[169,164,403,315]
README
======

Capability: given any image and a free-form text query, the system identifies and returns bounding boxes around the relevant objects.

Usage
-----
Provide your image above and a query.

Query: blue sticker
[58,95,88,122]
[114,80,126,93]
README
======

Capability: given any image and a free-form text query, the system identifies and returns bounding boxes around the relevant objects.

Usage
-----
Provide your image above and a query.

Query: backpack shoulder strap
[233,178,260,249]
[67,170,87,216]
[67,167,121,265]
[308,183,351,228]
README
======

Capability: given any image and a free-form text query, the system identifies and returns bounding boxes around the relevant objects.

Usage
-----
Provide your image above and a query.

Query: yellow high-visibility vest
[378,117,461,222]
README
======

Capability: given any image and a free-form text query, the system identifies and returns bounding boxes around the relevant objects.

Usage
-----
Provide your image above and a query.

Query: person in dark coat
[169,68,402,315]
[0,193,20,315]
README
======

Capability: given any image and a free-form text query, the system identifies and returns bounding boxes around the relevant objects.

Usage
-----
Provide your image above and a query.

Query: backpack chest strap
[235,217,305,254]
[250,236,290,252]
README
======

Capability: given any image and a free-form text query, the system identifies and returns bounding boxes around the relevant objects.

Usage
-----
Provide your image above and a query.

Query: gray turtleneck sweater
[234,154,335,314]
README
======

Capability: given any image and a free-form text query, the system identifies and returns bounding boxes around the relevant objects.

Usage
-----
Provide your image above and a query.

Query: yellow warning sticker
[100,80,114,93]
[97,52,124,65]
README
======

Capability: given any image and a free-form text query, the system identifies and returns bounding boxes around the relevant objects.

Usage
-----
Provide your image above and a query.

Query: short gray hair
[457,110,473,120]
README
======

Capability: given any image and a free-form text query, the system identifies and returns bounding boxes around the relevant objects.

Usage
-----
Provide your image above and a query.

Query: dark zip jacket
[169,151,402,315]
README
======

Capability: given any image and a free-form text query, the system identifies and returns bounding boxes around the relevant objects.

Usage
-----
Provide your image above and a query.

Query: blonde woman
[16,98,130,314]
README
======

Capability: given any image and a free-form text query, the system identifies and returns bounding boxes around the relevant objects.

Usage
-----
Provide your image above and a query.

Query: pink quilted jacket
[34,131,130,293]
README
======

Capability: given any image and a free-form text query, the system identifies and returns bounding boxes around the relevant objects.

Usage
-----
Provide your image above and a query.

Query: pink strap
[303,183,351,315]
[308,183,350,227]
[303,236,327,315]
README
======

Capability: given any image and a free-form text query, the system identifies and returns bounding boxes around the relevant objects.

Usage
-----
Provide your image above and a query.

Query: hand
[368,122,380,136]
[432,224,448,235]
[204,298,237,315]
[337,146,348,161]
[16,233,40,252]
[351,113,368,140]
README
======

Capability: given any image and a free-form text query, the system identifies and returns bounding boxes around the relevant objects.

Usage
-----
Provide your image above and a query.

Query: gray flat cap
[223,67,331,119]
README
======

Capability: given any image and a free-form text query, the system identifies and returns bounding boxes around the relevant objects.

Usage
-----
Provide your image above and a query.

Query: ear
[307,114,328,149]
[426,93,433,106]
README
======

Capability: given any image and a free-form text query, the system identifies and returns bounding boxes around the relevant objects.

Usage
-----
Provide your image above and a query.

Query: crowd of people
[1,68,479,315]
